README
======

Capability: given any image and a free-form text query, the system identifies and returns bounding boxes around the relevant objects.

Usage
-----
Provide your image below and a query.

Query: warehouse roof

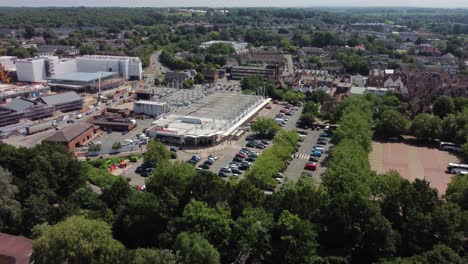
[40,92,81,106]
[3,98,35,112]
[49,71,117,83]
[0,232,33,264]
[46,123,93,143]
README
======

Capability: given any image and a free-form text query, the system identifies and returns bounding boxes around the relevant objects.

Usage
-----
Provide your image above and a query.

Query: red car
[236,152,247,159]
[279,109,287,113]
[304,162,317,171]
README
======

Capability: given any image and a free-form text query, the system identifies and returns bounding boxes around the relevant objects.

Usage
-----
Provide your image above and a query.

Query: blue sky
[2,0,468,8]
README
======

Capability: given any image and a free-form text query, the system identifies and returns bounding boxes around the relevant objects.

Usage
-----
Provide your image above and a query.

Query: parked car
[265,105,272,109]
[237,152,248,158]
[197,164,210,170]
[310,150,322,157]
[231,168,242,174]
[276,172,284,178]
[241,161,252,167]
[260,140,269,145]
[204,160,214,166]
[141,172,149,177]
[313,146,325,151]
[207,154,218,160]
[191,155,201,162]
[298,130,308,135]
[220,167,232,173]
[246,135,255,141]
[275,177,284,184]
[122,130,128,135]
[233,157,244,163]
[304,162,318,171]
[170,146,178,152]
[246,157,256,162]
[135,167,144,174]
[248,153,259,158]
[218,171,230,177]
[256,143,266,149]
[241,148,251,153]
[187,159,198,165]
[285,111,293,116]
[246,141,257,148]
[319,132,331,138]
[229,162,240,168]
[309,156,320,162]
[239,164,250,170]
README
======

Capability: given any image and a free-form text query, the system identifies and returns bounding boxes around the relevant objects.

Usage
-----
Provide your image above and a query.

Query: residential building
[230,65,279,80]
[35,45,79,57]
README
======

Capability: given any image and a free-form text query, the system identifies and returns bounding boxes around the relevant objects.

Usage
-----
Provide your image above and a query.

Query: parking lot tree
[410,113,442,140]
[231,207,274,263]
[145,160,196,211]
[303,101,319,116]
[268,176,328,221]
[300,112,316,128]
[332,110,373,152]
[144,139,171,167]
[283,90,305,103]
[127,248,176,264]
[445,175,468,210]
[188,170,233,207]
[181,200,233,248]
[229,181,265,219]
[112,141,122,151]
[251,117,281,139]
[32,216,124,264]
[174,232,221,264]
[433,96,455,118]
[0,167,21,233]
[305,90,330,104]
[273,210,318,264]
[101,176,132,212]
[376,109,410,138]
[114,191,174,248]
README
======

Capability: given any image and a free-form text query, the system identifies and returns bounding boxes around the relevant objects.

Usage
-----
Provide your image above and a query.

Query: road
[148,51,170,75]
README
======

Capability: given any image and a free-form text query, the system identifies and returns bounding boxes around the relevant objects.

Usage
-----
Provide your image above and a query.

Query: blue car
[170,146,178,152]
[310,150,322,157]
[319,132,330,138]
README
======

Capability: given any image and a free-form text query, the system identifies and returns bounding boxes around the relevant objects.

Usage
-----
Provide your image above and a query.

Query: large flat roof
[49,71,117,83]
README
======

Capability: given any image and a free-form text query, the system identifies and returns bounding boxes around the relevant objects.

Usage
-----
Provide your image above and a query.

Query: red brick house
[45,123,96,152]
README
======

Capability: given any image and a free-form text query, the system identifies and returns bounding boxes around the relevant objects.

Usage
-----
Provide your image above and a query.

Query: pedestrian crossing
[294,154,310,160]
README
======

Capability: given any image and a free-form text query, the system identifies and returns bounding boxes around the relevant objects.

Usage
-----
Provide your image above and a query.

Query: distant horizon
[1,0,468,9]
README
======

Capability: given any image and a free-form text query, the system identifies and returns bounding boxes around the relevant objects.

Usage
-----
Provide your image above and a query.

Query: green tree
[32,216,124,264]
[232,208,273,263]
[206,43,235,55]
[283,90,305,103]
[274,210,318,263]
[410,113,442,140]
[144,139,171,167]
[303,101,319,115]
[174,232,220,264]
[112,142,122,151]
[432,96,455,118]
[376,109,410,138]
[251,117,281,139]
[127,248,176,264]
[100,176,132,211]
[445,175,468,210]
[0,167,21,233]
[181,200,233,247]
[300,112,316,128]
[23,25,35,39]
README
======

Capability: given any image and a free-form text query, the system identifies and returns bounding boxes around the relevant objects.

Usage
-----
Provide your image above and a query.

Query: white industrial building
[16,58,48,83]
[15,55,142,83]
[76,55,142,80]
[134,101,168,117]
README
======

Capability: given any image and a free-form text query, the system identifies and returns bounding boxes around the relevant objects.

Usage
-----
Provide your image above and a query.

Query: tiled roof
[0,232,33,264]
[46,123,93,143]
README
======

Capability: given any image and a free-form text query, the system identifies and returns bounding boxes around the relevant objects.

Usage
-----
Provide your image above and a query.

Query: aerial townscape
[0,2,468,264]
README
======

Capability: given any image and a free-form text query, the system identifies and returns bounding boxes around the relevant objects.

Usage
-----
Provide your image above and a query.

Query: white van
[124,139,134,145]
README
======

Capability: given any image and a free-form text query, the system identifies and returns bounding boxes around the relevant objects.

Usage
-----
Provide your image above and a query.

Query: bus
[439,142,464,153]
[447,163,468,174]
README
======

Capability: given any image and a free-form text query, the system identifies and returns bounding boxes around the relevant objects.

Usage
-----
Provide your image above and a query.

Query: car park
[304,162,318,171]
